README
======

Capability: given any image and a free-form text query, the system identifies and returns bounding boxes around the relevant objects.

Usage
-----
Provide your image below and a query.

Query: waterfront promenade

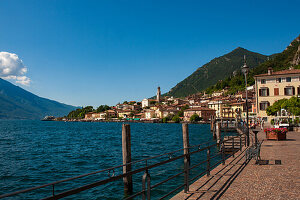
[172,130,300,199]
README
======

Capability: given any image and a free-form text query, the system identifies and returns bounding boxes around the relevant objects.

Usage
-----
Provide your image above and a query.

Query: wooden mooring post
[210,116,214,132]
[122,124,133,196]
[216,122,221,145]
[182,123,190,193]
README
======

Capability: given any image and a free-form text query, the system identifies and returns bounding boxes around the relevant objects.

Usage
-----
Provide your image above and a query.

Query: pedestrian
[261,120,264,130]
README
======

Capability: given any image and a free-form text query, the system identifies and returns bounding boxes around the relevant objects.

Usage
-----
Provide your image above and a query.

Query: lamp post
[241,55,250,146]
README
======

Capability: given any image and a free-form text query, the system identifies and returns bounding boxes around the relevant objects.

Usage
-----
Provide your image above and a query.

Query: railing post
[206,147,210,176]
[122,124,133,196]
[232,138,235,158]
[182,123,190,193]
[244,132,247,146]
[142,170,151,200]
[52,184,55,197]
[222,141,225,165]
[240,135,242,150]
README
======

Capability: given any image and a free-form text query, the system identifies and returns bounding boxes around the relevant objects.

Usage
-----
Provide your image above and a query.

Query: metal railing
[0,134,247,200]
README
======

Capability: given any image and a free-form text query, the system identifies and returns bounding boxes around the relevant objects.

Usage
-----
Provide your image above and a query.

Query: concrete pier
[171,130,300,199]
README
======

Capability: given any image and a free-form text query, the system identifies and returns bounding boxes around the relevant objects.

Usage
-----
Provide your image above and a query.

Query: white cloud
[0,52,31,86]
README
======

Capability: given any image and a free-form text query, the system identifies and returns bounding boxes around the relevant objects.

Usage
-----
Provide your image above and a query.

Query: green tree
[150,100,156,105]
[129,112,134,118]
[67,106,94,119]
[190,113,201,122]
[266,99,287,116]
[96,105,110,113]
[282,97,300,116]
[172,115,181,123]
[162,117,169,123]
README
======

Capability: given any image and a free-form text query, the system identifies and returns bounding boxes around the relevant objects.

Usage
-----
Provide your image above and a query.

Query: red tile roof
[185,107,215,111]
[254,69,300,77]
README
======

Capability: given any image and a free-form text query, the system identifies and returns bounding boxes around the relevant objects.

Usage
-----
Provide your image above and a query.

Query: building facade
[254,67,300,121]
[183,107,216,121]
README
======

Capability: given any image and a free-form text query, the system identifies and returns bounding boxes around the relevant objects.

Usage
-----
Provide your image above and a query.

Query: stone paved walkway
[171,130,300,200]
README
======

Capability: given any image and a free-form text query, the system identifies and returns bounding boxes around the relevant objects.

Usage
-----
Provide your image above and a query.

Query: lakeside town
[52,67,300,127]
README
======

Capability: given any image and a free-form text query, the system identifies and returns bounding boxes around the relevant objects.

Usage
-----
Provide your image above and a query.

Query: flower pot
[264,128,287,140]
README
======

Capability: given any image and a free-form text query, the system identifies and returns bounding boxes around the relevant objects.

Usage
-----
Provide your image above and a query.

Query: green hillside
[166,47,268,97]
[0,78,77,119]
[205,34,300,94]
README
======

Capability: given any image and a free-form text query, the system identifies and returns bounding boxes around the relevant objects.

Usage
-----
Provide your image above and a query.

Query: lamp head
[241,55,249,75]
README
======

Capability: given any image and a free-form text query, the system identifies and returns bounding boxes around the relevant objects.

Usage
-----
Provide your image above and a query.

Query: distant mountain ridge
[0,78,77,119]
[166,47,268,97]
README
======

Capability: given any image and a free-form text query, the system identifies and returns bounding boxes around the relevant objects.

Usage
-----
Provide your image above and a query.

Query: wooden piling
[212,121,217,140]
[122,124,133,195]
[182,123,190,192]
[210,116,214,132]
[216,122,221,145]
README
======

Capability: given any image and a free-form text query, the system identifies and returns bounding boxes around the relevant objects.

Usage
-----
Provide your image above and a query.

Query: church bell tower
[157,87,161,103]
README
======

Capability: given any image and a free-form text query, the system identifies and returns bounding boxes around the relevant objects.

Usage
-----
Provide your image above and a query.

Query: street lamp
[241,55,250,146]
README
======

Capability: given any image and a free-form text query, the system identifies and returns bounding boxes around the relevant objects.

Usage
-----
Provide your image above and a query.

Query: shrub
[190,113,201,122]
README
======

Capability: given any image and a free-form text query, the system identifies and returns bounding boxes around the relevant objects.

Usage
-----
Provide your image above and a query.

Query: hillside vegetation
[205,34,300,95]
[165,47,268,97]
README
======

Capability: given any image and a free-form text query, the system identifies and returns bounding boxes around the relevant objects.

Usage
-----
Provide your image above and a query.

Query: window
[298,86,300,95]
[276,78,281,83]
[259,88,269,96]
[259,102,270,111]
[274,88,279,96]
[284,86,295,96]
[286,77,291,82]
[261,79,266,84]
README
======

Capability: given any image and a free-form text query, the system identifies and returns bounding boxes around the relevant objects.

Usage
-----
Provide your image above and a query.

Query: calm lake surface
[0,120,226,199]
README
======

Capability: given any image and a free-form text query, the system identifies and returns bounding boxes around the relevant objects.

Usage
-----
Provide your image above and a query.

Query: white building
[142,99,150,108]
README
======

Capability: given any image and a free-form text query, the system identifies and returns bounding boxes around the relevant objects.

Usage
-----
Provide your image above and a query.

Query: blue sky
[0,0,299,107]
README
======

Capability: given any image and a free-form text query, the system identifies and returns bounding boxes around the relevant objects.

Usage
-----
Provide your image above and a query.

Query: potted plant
[264,128,287,140]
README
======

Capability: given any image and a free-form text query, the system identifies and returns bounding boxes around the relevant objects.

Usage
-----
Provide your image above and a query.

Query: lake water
[0,120,226,199]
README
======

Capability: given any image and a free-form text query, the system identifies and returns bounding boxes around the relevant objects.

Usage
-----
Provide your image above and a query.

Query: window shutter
[259,103,262,110]
[274,88,279,96]
[284,88,287,95]
[293,87,295,95]
[259,89,262,96]
[267,88,269,96]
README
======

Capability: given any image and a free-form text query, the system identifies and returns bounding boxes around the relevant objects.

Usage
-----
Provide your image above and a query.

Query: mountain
[166,47,268,97]
[205,34,300,94]
[0,78,77,119]
[251,34,300,75]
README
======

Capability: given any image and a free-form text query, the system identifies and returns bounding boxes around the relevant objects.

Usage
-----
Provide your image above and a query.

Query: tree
[129,112,134,118]
[162,117,169,123]
[172,115,181,123]
[150,100,156,105]
[67,106,94,119]
[190,113,201,122]
[266,99,287,116]
[129,101,136,105]
[96,105,110,113]
[282,96,300,116]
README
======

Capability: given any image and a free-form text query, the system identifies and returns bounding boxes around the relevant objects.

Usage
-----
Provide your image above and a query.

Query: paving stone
[171,130,300,200]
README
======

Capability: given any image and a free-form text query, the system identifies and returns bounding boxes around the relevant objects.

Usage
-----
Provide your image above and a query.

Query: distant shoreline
[50,119,210,124]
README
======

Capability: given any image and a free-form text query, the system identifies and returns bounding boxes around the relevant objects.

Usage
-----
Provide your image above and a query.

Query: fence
[0,124,248,200]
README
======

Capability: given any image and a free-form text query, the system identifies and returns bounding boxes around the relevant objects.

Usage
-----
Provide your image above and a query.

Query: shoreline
[50,119,211,124]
